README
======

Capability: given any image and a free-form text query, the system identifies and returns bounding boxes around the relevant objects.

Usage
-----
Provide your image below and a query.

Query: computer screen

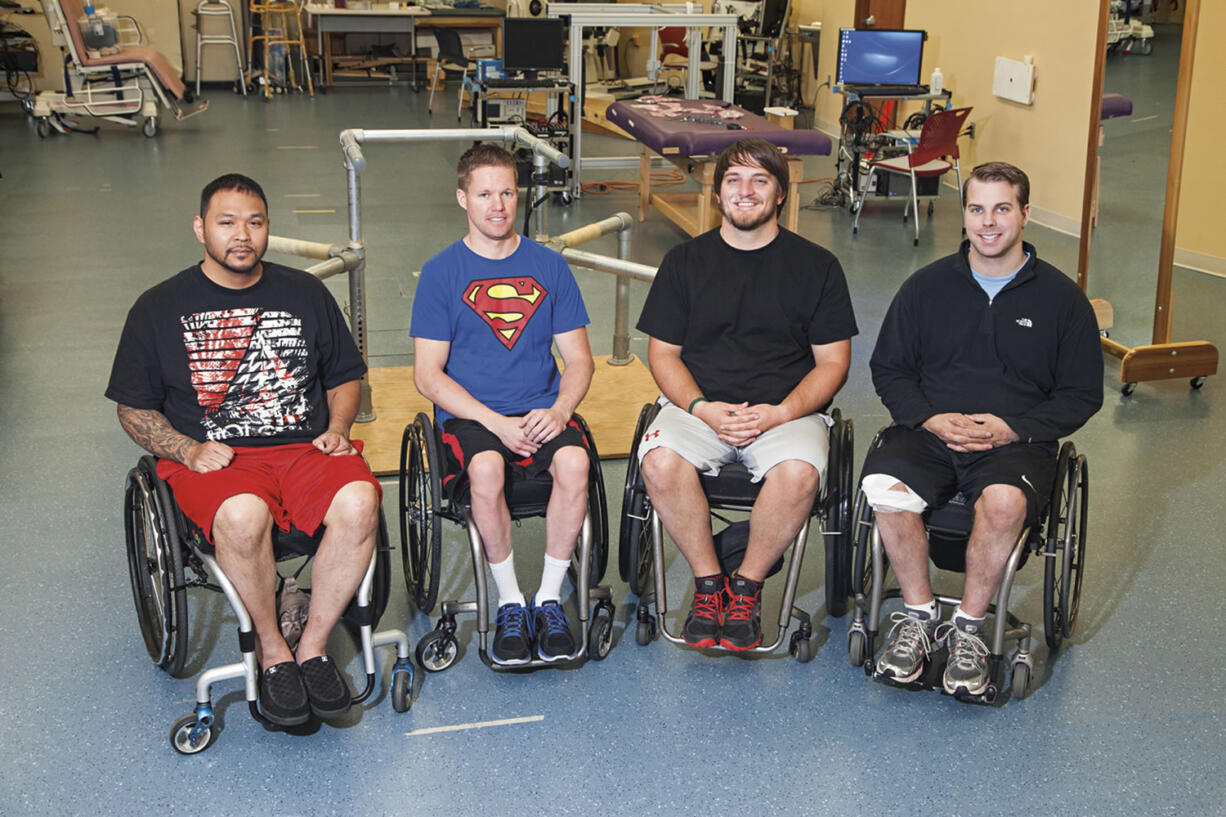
[836,28,925,86]
[501,18,566,73]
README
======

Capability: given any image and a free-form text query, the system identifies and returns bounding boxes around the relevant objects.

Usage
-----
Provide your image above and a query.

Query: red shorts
[157,441,382,544]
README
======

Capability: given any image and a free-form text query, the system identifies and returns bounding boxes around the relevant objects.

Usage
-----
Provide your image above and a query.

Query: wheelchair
[620,402,855,660]
[399,411,615,672]
[846,434,1089,703]
[123,456,414,754]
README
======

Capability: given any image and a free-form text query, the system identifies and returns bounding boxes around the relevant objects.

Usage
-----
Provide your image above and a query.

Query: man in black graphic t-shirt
[106,174,381,727]
[636,139,858,651]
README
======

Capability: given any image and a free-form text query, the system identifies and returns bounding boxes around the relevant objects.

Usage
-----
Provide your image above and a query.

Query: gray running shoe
[938,615,991,696]
[875,608,938,683]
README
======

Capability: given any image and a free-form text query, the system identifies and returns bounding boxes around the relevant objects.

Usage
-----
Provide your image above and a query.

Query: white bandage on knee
[861,473,928,514]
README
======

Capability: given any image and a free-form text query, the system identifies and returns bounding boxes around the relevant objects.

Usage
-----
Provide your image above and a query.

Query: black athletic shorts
[861,425,1058,524]
[440,417,588,496]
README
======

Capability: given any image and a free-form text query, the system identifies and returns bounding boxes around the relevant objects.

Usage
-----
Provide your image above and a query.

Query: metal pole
[559,248,657,283]
[611,225,634,364]
[343,152,374,422]
[532,150,549,239]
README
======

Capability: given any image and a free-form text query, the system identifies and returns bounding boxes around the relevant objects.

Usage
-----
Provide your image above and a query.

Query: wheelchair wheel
[1044,445,1088,649]
[574,414,609,587]
[399,414,442,613]
[823,410,855,617]
[416,626,460,672]
[124,457,189,677]
[169,713,213,755]
[849,491,874,600]
[588,602,614,660]
[619,404,658,596]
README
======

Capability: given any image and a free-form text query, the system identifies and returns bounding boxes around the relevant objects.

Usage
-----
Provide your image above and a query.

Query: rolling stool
[195,0,246,96]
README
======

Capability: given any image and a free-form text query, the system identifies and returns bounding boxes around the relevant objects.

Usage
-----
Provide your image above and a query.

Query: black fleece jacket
[870,241,1103,443]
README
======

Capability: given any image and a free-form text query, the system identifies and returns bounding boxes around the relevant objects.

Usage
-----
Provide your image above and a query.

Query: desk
[303,4,502,89]
[305,4,427,88]
[605,98,832,236]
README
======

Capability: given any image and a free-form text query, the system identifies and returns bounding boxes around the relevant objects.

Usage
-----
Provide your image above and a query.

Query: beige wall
[905,0,1100,229]
[1174,0,1224,267]
[795,0,1100,230]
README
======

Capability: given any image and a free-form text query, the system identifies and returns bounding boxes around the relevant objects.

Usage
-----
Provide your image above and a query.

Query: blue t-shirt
[971,252,1029,303]
[411,237,590,424]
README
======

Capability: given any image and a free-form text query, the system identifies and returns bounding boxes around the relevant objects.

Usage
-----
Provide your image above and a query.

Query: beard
[209,245,262,274]
[720,196,780,232]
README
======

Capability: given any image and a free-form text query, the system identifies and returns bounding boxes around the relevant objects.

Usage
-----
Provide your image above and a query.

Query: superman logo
[463,276,548,350]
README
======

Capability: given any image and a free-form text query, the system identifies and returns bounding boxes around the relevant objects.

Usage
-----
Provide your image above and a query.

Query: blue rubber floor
[1,24,1222,814]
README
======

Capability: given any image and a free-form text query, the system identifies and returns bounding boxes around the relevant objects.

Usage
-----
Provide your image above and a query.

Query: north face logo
[1016,318,1033,328]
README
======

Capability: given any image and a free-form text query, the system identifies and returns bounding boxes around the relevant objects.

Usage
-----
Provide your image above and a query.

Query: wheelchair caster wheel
[1010,662,1031,700]
[927,201,934,216]
[169,714,213,755]
[789,630,812,663]
[142,116,158,138]
[634,616,655,646]
[588,604,614,660]
[848,630,868,667]
[416,628,459,672]
[391,668,414,712]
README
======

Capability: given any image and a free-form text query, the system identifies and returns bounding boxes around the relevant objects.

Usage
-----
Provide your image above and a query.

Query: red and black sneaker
[720,575,763,651]
[682,575,725,648]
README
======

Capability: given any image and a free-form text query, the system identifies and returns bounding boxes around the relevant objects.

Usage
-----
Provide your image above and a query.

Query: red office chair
[657,26,715,93]
[852,106,973,246]
[659,26,688,60]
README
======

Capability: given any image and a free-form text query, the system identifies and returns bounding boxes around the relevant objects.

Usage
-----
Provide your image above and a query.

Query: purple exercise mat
[606,97,832,157]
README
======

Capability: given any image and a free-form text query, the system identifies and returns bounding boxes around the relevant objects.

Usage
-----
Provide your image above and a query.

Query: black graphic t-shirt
[106,263,366,447]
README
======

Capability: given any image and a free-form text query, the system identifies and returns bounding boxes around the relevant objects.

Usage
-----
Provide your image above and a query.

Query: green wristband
[687,396,708,414]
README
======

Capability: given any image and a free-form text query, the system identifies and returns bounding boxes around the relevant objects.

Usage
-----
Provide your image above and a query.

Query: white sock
[905,599,939,622]
[951,605,985,632]
[535,553,571,604]
[489,553,525,608]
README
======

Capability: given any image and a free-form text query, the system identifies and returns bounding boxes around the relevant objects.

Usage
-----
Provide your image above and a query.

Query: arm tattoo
[116,405,197,463]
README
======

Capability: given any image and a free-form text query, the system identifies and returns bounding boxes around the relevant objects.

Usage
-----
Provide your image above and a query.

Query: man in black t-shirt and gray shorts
[636,138,858,651]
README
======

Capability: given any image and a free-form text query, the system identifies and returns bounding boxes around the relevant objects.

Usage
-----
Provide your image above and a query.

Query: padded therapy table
[605,98,832,236]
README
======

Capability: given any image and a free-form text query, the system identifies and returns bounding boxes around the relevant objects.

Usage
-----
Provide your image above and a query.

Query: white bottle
[84,1,104,38]
[930,66,944,94]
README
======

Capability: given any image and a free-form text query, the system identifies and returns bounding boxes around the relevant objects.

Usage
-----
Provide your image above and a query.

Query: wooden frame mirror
[1076,0,1217,395]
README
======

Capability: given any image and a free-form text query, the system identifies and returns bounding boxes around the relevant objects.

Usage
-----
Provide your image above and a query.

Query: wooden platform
[357,354,659,476]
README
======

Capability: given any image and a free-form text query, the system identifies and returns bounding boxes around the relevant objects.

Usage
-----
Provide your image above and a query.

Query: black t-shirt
[105,263,366,447]
[637,228,858,407]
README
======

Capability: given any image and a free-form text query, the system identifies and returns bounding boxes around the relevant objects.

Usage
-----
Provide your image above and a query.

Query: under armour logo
[1015,318,1033,328]
[644,430,661,442]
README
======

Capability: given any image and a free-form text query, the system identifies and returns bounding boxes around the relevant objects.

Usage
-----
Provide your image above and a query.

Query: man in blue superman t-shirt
[411,144,594,666]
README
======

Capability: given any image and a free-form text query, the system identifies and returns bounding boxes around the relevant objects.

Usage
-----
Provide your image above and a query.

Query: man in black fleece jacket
[862,162,1102,697]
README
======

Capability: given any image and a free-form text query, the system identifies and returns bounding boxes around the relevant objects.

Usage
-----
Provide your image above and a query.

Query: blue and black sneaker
[492,602,534,665]
[532,596,576,663]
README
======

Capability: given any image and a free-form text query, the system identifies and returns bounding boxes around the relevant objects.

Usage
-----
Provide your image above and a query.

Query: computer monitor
[835,28,925,86]
[501,18,566,74]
